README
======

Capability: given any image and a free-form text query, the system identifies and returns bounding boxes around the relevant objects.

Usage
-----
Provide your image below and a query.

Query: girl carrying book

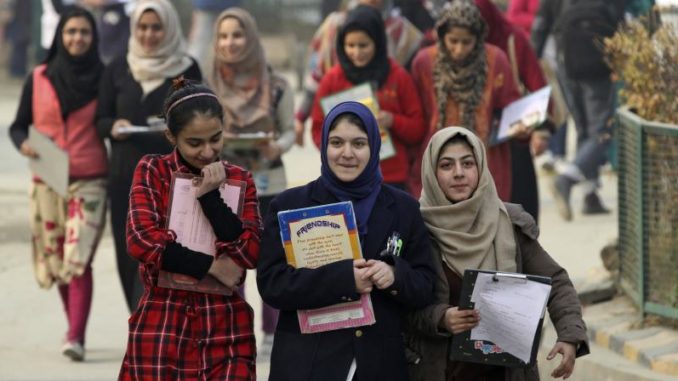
[257,101,435,381]
[119,79,261,380]
[8,5,107,362]
[310,4,425,194]
[409,0,526,198]
[209,7,296,353]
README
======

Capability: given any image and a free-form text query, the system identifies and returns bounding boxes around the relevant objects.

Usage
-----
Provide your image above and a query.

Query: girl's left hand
[547,341,577,379]
[195,162,226,197]
[363,259,395,289]
[259,140,282,161]
[377,111,394,130]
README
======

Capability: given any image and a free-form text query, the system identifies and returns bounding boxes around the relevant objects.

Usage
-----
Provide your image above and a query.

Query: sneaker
[258,334,274,359]
[582,192,611,215]
[550,175,574,221]
[61,341,84,362]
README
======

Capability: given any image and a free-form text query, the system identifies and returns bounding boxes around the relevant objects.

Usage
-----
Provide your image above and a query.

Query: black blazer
[257,179,435,381]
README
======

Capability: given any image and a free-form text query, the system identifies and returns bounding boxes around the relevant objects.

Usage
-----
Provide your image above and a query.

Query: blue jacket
[257,179,435,381]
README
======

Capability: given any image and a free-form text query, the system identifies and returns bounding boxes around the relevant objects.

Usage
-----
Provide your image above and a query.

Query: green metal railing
[617,108,678,321]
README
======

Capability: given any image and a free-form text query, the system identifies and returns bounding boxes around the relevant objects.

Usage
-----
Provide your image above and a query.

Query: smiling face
[217,17,247,62]
[165,114,224,169]
[443,26,477,63]
[326,118,371,183]
[61,16,93,57]
[135,10,165,53]
[435,140,480,203]
[343,30,376,68]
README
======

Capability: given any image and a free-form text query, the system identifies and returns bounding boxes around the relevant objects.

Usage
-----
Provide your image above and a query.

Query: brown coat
[406,203,590,381]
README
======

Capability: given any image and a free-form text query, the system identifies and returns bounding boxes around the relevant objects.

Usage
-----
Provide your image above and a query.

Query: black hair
[328,112,367,133]
[44,5,99,64]
[439,133,474,160]
[163,77,223,136]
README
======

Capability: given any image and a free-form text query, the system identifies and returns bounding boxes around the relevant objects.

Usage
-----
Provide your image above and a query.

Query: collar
[170,148,202,175]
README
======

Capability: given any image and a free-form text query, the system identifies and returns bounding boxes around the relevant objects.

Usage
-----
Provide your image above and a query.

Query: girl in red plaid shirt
[119,79,261,380]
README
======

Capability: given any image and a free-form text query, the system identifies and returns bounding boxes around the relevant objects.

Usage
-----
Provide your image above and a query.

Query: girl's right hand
[111,119,131,140]
[442,307,480,334]
[20,141,39,158]
[208,255,244,289]
[353,259,373,294]
[195,162,226,198]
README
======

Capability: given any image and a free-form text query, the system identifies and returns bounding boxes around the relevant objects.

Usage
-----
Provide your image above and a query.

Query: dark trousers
[509,141,539,222]
[110,181,144,313]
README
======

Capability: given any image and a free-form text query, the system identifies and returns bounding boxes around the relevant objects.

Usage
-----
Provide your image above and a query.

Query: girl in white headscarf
[407,127,589,381]
[95,0,202,313]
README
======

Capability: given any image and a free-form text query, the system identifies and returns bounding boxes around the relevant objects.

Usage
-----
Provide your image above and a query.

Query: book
[277,201,376,333]
[320,83,396,161]
[157,171,246,295]
[490,86,552,145]
[28,127,69,198]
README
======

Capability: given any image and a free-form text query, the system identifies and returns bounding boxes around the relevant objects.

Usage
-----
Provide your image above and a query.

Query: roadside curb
[583,297,678,377]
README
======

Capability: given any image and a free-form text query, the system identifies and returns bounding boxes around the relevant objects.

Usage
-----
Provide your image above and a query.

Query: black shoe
[550,175,574,221]
[582,192,611,215]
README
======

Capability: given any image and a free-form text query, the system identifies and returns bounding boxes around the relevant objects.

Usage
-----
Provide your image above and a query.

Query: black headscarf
[44,6,103,117]
[336,5,390,88]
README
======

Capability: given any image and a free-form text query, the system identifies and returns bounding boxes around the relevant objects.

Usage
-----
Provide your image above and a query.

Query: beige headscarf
[419,127,516,276]
[127,0,193,97]
[209,8,274,133]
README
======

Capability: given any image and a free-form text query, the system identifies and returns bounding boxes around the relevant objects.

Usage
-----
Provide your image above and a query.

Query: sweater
[311,58,425,186]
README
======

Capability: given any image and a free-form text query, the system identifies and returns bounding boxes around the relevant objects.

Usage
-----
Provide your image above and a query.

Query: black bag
[557,0,624,80]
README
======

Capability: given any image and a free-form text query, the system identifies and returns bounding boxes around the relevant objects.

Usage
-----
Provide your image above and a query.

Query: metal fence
[617,108,678,322]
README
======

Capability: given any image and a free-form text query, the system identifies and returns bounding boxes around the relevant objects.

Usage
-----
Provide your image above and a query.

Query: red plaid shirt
[120,150,261,381]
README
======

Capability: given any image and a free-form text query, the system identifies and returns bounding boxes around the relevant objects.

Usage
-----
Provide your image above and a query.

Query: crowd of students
[8,0,603,379]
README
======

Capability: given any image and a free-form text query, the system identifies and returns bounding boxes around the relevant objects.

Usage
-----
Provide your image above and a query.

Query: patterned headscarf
[433,0,488,131]
[127,0,193,97]
[210,8,274,133]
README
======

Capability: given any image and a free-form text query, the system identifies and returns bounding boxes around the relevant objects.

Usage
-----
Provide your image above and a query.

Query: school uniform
[257,179,435,381]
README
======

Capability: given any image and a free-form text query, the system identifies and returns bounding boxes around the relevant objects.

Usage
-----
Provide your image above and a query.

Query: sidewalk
[0,70,673,380]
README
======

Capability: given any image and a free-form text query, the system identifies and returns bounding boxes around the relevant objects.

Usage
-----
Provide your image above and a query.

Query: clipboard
[450,269,551,368]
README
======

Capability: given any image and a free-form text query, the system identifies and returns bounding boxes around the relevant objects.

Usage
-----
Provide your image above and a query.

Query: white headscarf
[127,0,193,96]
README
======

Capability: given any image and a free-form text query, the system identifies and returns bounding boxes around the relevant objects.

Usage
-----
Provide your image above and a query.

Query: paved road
[0,72,617,380]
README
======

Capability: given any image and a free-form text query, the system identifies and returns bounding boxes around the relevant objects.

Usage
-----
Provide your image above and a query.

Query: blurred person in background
[410,0,524,199]
[209,6,295,357]
[188,0,242,73]
[505,0,539,38]
[295,0,424,146]
[95,0,201,313]
[8,6,107,362]
[311,4,425,193]
[79,0,134,64]
[532,0,625,220]
[475,0,551,222]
